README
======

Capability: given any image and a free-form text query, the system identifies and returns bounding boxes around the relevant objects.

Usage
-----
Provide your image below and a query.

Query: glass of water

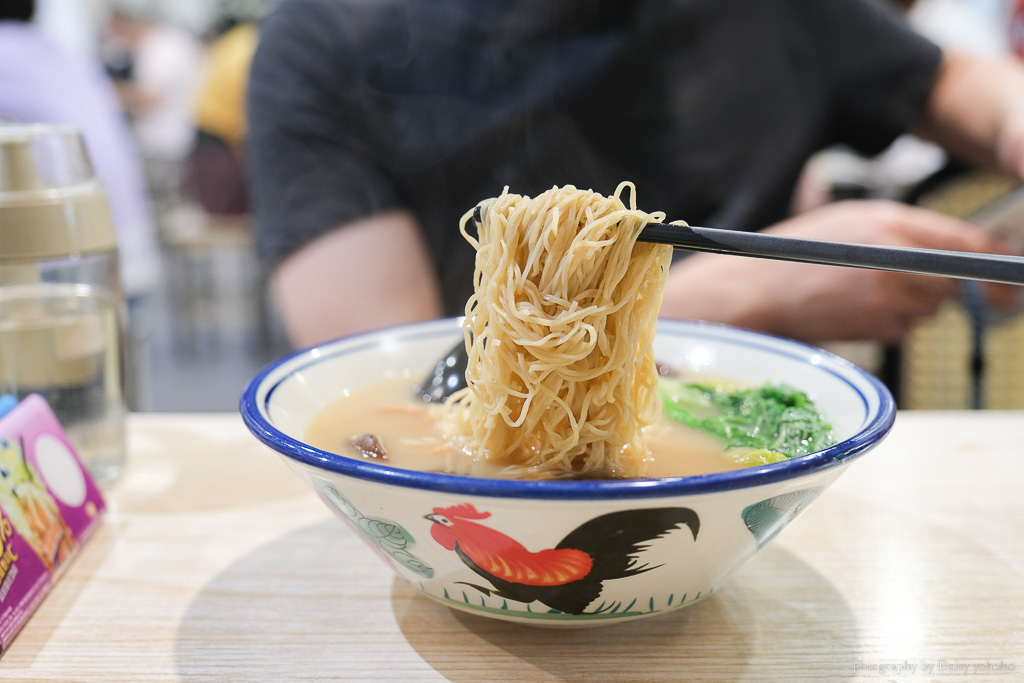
[0,124,128,488]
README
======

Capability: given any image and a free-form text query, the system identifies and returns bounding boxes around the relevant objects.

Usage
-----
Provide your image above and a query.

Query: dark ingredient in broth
[349,434,388,461]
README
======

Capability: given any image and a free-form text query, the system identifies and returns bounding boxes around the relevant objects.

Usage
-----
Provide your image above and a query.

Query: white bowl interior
[652,326,877,441]
[255,319,882,450]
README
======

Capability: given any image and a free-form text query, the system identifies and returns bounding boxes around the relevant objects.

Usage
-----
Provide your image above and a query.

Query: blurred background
[3,0,1023,412]
[3,0,288,412]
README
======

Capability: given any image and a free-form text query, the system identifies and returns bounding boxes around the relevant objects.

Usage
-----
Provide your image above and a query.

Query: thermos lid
[0,124,117,262]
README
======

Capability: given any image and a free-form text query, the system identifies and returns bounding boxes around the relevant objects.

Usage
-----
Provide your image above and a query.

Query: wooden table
[1,412,1022,681]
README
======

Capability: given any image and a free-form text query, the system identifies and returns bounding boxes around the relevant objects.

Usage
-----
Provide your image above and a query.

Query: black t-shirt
[247,0,942,315]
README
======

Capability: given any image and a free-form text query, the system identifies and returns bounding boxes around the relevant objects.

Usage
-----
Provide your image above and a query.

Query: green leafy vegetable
[658,379,835,460]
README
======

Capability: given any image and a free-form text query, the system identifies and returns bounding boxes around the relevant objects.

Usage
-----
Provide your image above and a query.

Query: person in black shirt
[247,0,1024,348]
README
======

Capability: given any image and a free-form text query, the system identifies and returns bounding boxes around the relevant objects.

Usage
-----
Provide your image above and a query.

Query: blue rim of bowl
[240,318,895,500]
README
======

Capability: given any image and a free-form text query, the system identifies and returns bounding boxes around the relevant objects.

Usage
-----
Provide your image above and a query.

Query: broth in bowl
[305,369,835,480]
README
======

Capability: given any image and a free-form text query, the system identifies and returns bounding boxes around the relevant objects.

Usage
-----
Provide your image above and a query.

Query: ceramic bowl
[240,318,894,627]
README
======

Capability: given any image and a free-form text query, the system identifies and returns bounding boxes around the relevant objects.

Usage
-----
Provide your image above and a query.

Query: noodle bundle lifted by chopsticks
[441,183,675,479]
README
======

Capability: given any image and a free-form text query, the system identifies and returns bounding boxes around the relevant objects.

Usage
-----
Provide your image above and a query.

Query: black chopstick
[639,223,1024,286]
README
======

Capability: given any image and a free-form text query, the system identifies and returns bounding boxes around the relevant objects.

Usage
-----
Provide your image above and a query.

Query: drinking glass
[0,123,128,488]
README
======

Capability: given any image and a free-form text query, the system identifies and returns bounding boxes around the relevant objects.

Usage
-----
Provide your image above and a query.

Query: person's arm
[248,1,445,348]
[271,210,443,349]
[660,200,1017,344]
[663,47,1024,345]
[914,51,1024,178]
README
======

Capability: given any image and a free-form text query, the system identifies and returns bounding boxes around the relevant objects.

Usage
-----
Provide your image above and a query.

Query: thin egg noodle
[440,183,677,479]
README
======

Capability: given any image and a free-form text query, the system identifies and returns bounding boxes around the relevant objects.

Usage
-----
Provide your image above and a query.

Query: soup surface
[305,376,746,479]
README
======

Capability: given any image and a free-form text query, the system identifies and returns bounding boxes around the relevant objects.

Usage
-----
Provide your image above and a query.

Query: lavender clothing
[0,21,161,297]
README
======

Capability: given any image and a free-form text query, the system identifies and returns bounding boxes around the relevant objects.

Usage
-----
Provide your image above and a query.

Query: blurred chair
[158,203,273,354]
[155,19,271,354]
[903,171,1024,409]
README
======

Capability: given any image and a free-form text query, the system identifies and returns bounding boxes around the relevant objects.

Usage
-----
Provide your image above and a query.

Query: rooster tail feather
[556,507,700,553]
[620,561,661,578]
[555,507,700,581]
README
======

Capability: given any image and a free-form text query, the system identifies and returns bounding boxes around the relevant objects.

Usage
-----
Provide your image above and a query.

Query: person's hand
[660,200,1017,343]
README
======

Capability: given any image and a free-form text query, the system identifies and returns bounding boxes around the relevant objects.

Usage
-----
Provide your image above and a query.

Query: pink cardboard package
[0,394,106,653]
